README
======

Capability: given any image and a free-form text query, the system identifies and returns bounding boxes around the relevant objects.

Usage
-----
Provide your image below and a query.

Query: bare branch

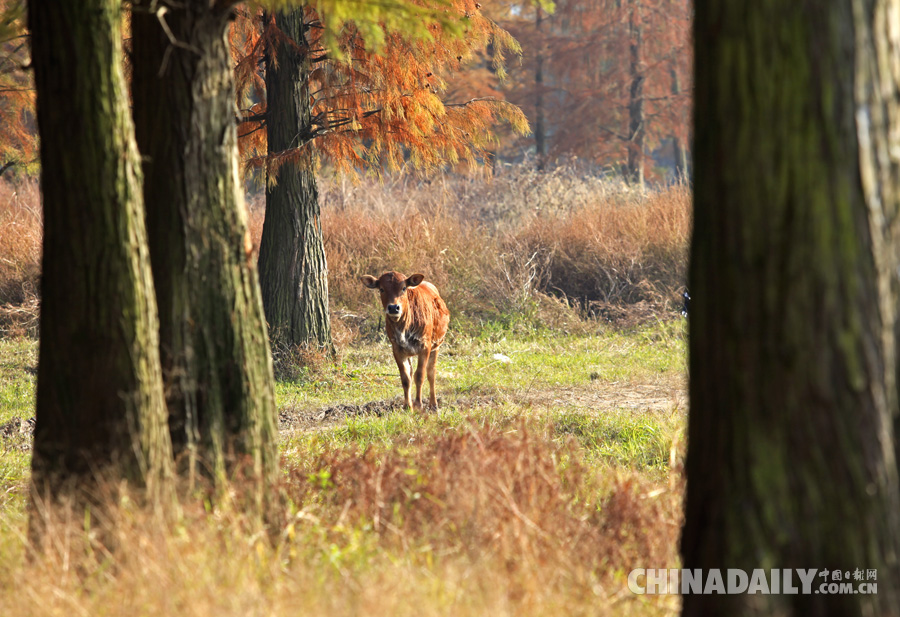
[239,121,267,138]
[238,112,267,124]
[154,5,203,76]
[443,96,499,108]
[596,124,629,142]
[0,42,27,75]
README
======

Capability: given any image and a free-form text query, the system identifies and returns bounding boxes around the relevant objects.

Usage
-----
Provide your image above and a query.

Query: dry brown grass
[1,420,682,617]
[0,178,41,336]
[247,167,690,333]
[292,420,681,582]
[0,167,690,339]
[516,183,691,312]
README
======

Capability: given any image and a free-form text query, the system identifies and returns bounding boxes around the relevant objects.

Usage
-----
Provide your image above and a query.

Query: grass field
[0,168,690,615]
[0,320,687,617]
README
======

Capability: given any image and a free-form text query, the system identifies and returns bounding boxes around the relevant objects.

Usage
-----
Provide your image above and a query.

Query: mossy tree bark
[257,9,332,349]
[684,1,900,615]
[131,0,277,492]
[29,0,172,505]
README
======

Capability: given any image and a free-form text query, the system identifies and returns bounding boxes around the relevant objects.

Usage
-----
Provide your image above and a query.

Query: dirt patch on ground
[521,382,687,413]
[275,384,685,436]
[0,416,34,451]
[277,392,508,433]
[278,398,406,432]
[1,383,686,451]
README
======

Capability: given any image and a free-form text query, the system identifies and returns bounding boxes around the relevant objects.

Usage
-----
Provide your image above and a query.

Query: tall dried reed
[0,167,690,338]
[266,166,691,330]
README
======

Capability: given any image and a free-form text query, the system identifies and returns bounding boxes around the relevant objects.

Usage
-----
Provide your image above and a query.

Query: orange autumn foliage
[231,1,529,177]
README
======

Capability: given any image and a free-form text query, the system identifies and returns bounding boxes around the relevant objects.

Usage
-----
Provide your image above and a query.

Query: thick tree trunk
[131,0,277,491]
[258,9,332,349]
[29,0,171,503]
[625,0,644,187]
[684,1,900,615]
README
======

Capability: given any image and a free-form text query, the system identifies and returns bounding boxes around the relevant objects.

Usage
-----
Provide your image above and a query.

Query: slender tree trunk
[257,9,332,350]
[684,0,900,615]
[486,36,499,173]
[29,0,171,508]
[626,0,644,187]
[670,66,689,182]
[132,0,277,492]
[534,6,546,170]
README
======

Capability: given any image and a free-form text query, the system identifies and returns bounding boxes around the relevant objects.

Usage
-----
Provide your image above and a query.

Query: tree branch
[0,42,27,75]
[444,96,499,108]
[596,124,629,142]
[238,112,267,124]
[239,121,267,138]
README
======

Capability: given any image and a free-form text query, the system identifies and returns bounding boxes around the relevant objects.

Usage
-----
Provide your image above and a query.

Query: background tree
[132,0,277,492]
[475,0,691,180]
[534,3,546,169]
[684,0,900,614]
[232,1,528,348]
[0,0,36,175]
[255,9,331,348]
[28,0,171,509]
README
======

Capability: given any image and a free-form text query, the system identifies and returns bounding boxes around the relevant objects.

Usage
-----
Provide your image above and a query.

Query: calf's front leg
[393,348,413,409]
[413,349,430,410]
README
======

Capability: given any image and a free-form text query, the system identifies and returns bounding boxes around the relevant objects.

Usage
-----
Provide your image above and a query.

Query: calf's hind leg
[427,349,439,409]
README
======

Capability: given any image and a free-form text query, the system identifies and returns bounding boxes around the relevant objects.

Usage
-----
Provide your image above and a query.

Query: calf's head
[360,271,426,321]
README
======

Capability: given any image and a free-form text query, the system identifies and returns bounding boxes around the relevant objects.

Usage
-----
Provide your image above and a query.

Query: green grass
[0,337,35,506]
[552,408,682,471]
[272,320,686,477]
[0,321,687,488]
[0,337,36,425]
[275,319,685,408]
[283,403,682,476]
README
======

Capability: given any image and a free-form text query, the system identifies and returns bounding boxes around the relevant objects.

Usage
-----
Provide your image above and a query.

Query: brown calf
[361,271,450,410]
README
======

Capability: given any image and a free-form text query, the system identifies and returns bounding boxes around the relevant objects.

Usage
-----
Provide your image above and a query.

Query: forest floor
[0,319,687,617]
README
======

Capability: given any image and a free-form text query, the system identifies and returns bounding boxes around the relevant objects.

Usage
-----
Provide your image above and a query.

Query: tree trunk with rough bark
[131,0,278,493]
[683,0,900,615]
[29,0,172,507]
[257,9,332,350]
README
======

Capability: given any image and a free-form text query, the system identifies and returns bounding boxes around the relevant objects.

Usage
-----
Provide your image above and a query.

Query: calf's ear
[360,275,380,289]
[405,273,425,288]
